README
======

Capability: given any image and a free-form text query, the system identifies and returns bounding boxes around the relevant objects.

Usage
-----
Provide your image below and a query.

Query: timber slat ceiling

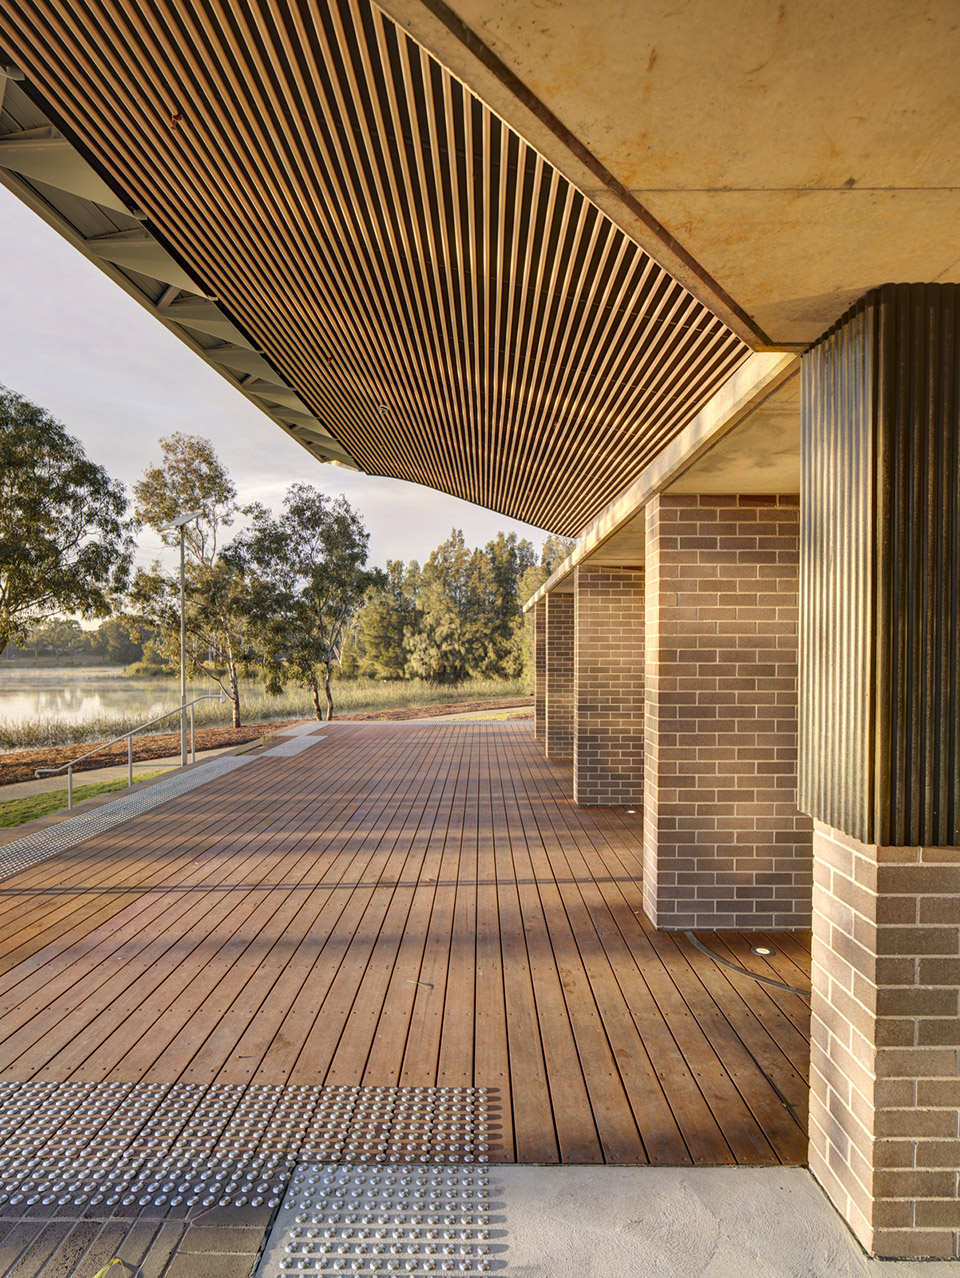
[0,0,749,534]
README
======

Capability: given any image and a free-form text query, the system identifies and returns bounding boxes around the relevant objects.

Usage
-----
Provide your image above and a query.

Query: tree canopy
[131,434,259,726]
[351,528,541,683]
[230,484,383,719]
[131,431,242,567]
[0,385,133,654]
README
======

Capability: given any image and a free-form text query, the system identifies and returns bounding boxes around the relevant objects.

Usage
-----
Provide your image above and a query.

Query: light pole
[159,508,203,767]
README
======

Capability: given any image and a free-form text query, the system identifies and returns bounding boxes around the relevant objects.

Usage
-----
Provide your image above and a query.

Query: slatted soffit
[0,0,749,535]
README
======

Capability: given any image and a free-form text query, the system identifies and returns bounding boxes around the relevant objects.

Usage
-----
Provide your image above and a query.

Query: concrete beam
[523,351,799,612]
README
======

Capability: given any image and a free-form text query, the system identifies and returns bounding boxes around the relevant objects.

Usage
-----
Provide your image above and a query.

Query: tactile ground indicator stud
[256,1162,499,1276]
[0,1081,496,1230]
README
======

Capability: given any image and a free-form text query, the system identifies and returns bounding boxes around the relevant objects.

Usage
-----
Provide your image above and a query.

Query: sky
[0,185,551,574]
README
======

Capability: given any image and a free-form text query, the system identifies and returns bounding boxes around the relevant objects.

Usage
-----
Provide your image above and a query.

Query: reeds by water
[0,676,528,751]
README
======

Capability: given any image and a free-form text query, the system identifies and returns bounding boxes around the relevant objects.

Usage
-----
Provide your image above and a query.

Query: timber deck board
[0,722,811,1165]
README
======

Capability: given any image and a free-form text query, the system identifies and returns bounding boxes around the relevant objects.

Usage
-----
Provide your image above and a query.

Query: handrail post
[33,694,232,788]
[179,526,187,769]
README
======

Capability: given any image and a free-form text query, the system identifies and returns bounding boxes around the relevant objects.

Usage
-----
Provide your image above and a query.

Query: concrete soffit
[522,350,800,611]
[0,71,361,472]
[371,0,769,350]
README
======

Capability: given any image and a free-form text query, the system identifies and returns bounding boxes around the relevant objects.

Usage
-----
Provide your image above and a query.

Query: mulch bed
[346,697,533,723]
[0,697,533,787]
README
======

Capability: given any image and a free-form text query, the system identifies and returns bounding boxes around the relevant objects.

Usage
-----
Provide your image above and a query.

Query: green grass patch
[0,770,171,829]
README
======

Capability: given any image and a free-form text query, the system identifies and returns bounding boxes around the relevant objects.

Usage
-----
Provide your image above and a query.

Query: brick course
[642,493,812,930]
[573,565,644,806]
[545,592,574,759]
[533,599,546,742]
[810,821,960,1259]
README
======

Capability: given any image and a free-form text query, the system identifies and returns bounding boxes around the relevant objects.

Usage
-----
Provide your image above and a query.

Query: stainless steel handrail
[35,694,228,809]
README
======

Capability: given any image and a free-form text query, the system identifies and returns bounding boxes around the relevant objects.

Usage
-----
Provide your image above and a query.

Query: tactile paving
[257,1163,498,1275]
[0,753,253,882]
[0,1082,495,1215]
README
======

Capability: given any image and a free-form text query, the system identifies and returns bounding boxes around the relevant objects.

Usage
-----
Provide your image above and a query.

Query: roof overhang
[0,2,751,536]
[523,350,800,609]
[0,71,362,471]
[3,1,952,536]
[376,0,960,347]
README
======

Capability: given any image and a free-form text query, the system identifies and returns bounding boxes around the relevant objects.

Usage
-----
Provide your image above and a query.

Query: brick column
[533,598,546,743]
[800,285,960,1258]
[642,493,812,930]
[545,591,574,759]
[810,824,960,1258]
[573,565,644,806]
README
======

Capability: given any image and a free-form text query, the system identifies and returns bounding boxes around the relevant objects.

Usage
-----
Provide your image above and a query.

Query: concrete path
[0,744,247,800]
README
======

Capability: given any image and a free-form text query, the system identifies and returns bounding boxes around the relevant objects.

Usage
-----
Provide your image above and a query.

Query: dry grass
[0,677,528,750]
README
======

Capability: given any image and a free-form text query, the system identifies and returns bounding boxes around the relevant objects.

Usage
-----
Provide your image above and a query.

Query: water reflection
[0,667,173,725]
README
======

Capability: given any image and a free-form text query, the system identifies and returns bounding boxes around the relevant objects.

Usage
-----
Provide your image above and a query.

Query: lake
[0,667,176,726]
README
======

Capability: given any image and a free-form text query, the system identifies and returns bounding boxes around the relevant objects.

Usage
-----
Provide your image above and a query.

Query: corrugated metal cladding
[800,283,960,848]
[0,0,748,535]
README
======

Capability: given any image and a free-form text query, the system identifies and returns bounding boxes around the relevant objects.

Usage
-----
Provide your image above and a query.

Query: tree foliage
[129,560,260,726]
[0,385,133,654]
[131,432,242,567]
[229,485,383,720]
[351,528,541,683]
[130,433,256,726]
[0,614,148,665]
[352,560,416,680]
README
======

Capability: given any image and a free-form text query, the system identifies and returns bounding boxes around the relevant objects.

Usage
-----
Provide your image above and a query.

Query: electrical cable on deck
[682,931,811,998]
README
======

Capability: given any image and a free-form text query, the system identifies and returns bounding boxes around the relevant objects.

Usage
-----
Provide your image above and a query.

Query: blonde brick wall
[810,821,960,1260]
[545,592,574,759]
[533,599,546,743]
[643,493,812,930]
[573,565,644,806]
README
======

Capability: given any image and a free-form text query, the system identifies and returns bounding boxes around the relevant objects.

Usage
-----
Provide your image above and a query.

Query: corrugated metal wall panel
[876,285,960,845]
[799,296,876,840]
[800,284,960,847]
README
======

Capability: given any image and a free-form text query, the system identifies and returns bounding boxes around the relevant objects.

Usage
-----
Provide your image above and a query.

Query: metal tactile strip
[0,1082,495,1214]
[0,754,253,883]
[258,1163,497,1275]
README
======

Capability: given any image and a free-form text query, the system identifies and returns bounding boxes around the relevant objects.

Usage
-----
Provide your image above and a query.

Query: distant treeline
[3,392,577,725]
[0,616,149,666]
[341,530,573,683]
[2,529,575,686]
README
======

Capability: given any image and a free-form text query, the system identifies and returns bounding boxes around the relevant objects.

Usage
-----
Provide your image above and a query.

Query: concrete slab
[490,1167,960,1276]
[256,1165,960,1276]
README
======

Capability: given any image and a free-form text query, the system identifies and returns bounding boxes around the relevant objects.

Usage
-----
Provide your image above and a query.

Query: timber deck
[0,722,811,1165]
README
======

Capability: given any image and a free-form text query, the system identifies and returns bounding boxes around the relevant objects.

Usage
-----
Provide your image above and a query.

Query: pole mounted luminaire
[159,509,204,767]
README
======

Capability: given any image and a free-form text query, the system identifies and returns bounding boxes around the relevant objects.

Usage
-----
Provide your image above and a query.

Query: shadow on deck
[0,721,810,1166]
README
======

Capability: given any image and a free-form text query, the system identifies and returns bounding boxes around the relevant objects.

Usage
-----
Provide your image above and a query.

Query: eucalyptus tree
[229,484,383,720]
[130,433,255,726]
[0,385,133,655]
